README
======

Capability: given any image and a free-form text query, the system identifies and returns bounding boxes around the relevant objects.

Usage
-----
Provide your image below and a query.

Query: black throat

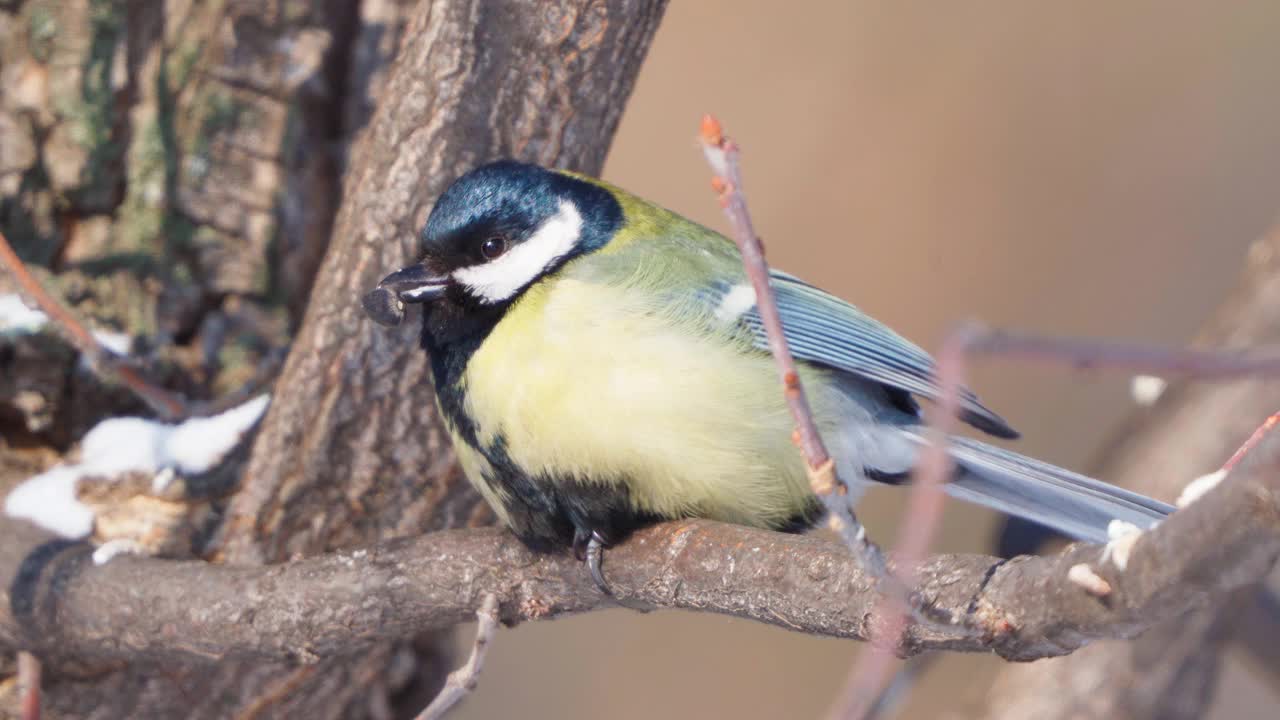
[418,291,503,446]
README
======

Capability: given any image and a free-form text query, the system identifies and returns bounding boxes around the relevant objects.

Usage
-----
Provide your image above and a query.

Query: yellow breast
[459,272,842,529]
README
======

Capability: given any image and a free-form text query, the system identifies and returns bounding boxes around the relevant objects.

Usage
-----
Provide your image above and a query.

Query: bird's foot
[572,527,614,596]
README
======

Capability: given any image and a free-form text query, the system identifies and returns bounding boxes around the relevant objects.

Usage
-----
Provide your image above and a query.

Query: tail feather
[903,433,1173,544]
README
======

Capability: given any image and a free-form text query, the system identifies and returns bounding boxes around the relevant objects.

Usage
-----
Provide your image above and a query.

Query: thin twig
[834,320,1280,718]
[1222,410,1280,472]
[698,116,959,720]
[698,116,830,470]
[696,115,887,560]
[0,230,188,419]
[17,651,39,720]
[861,654,939,720]
[832,324,979,720]
[414,594,500,720]
[233,665,318,720]
[968,328,1280,378]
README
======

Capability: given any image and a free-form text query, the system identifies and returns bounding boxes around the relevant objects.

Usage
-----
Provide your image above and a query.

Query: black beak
[362,264,448,327]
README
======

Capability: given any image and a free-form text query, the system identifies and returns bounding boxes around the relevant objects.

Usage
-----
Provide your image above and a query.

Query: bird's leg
[585,531,611,596]
[572,526,614,596]
[572,526,590,561]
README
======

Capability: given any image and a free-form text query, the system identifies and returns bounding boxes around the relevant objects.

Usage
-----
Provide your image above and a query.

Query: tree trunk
[222,0,667,563]
[0,0,373,439]
[1,0,668,717]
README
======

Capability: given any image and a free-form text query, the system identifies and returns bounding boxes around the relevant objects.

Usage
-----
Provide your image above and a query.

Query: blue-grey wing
[728,271,1018,439]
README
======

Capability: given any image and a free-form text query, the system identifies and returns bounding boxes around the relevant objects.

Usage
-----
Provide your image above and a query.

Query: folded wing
[725,271,1019,439]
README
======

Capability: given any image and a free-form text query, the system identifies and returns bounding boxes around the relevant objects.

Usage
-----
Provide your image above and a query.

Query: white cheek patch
[714,283,757,323]
[453,200,584,304]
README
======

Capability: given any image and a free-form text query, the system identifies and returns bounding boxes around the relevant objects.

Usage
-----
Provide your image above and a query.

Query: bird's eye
[480,236,507,260]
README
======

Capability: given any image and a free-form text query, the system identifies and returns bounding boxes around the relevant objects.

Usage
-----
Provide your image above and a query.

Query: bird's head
[363,160,622,327]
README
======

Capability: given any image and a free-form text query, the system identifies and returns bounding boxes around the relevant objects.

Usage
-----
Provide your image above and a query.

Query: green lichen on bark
[47,0,126,212]
[116,119,167,253]
[24,4,57,62]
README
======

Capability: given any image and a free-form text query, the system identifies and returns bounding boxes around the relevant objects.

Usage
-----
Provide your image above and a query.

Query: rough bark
[0,1,398,717]
[1,0,668,717]
[224,0,667,564]
[209,0,666,718]
[0,0,357,444]
[983,226,1280,719]
[204,6,666,716]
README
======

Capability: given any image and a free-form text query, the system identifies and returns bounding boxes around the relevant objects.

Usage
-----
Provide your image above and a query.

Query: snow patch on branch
[3,467,96,538]
[166,395,271,473]
[4,395,270,538]
[2,293,134,361]
[0,294,49,334]
[92,539,148,565]
[79,330,132,369]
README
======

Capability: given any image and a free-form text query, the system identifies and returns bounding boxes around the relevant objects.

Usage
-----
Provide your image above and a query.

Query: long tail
[903,432,1173,543]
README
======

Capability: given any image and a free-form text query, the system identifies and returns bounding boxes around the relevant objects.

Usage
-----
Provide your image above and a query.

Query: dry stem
[17,651,39,720]
[414,594,501,720]
[0,230,188,419]
[696,115,897,579]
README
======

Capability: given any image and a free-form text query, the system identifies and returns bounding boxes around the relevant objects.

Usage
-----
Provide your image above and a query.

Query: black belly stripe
[471,433,659,551]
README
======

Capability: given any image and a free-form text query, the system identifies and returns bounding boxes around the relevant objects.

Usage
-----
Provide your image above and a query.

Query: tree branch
[3,443,1277,675]
[832,323,980,719]
[980,217,1280,719]
[0,230,188,420]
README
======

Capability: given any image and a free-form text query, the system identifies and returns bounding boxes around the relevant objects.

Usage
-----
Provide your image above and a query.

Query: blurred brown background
[454,2,1280,718]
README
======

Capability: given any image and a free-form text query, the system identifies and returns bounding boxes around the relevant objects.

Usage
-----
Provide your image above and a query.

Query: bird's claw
[572,527,614,596]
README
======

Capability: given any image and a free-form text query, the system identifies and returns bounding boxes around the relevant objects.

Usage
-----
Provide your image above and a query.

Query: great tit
[364,160,1173,587]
